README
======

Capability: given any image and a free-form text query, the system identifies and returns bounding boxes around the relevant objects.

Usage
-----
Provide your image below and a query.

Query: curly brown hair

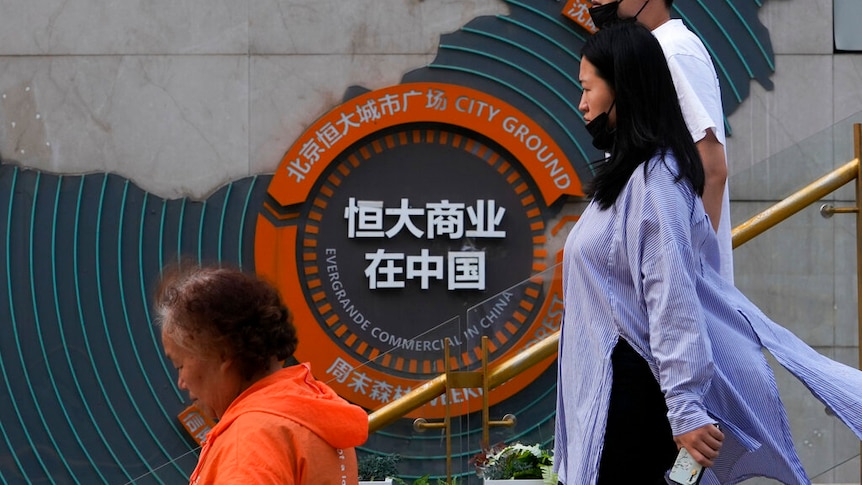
[154,263,299,381]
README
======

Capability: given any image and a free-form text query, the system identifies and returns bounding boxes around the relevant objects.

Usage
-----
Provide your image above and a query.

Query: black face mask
[585,100,616,151]
[588,2,621,30]
[588,0,649,30]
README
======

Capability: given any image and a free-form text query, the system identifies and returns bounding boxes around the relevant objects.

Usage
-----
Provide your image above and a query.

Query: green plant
[357,453,461,484]
[473,442,557,483]
[409,476,458,485]
[358,453,401,481]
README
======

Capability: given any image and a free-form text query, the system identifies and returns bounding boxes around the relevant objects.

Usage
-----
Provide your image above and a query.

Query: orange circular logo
[255,83,582,417]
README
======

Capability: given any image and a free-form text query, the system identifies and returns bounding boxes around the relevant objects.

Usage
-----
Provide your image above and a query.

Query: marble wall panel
[765,349,860,484]
[758,0,833,55]
[833,212,860,346]
[725,81,773,179]
[834,55,862,124]
[728,122,839,205]
[0,55,249,199]
[830,347,862,484]
[0,0,248,55]
[731,201,837,347]
[249,53,434,175]
[829,115,862,204]
[249,0,508,55]
[726,55,835,200]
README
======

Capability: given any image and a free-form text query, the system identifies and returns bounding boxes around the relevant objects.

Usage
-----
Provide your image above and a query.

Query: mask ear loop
[604,99,617,123]
[632,0,649,20]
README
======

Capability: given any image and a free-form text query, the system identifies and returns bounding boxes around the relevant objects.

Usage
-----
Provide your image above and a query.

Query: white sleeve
[666,53,725,146]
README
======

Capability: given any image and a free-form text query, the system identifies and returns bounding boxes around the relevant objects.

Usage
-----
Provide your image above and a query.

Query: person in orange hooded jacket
[155,264,368,485]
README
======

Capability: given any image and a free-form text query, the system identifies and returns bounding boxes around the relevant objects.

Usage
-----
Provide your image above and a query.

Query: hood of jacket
[208,362,368,449]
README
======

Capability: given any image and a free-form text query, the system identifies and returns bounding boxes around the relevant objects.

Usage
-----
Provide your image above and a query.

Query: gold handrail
[368,333,558,433]
[731,158,860,248]
[368,125,862,476]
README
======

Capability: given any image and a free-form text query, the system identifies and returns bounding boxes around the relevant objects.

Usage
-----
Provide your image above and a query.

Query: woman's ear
[218,355,235,374]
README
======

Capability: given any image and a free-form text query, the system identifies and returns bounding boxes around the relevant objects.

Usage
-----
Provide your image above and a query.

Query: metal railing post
[854,123,862,480]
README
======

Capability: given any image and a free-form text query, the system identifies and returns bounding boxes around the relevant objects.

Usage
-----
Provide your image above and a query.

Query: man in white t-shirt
[588,0,733,283]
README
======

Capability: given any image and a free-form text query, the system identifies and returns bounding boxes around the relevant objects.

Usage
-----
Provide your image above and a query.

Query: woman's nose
[578,94,588,113]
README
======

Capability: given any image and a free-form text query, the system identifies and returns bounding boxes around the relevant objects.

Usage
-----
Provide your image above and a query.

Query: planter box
[484,480,545,485]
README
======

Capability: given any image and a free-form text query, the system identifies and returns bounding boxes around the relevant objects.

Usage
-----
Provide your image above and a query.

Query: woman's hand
[674,424,724,467]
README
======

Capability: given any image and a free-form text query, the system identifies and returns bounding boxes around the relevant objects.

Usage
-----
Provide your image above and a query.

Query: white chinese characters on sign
[326,357,413,404]
[563,0,598,34]
[286,89,436,183]
[182,411,211,444]
[345,198,505,290]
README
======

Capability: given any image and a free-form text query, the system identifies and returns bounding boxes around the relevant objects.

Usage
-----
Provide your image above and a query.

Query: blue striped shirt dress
[553,153,862,484]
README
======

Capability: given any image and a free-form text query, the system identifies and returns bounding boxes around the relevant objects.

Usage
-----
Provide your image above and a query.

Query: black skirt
[596,339,678,484]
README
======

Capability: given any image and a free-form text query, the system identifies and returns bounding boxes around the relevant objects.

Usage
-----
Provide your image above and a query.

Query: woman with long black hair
[553,21,862,485]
